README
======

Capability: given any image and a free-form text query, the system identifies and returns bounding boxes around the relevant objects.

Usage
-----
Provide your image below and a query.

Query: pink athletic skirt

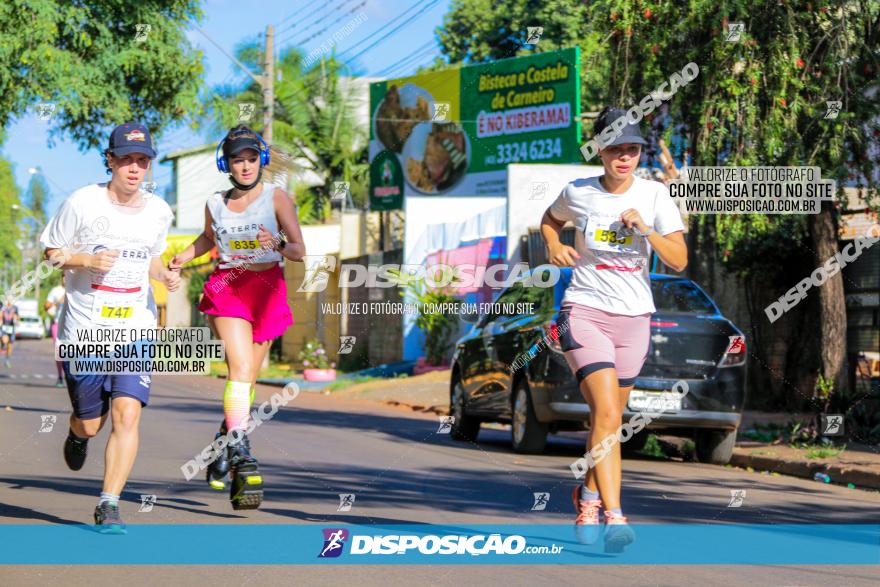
[557,302,650,388]
[199,264,293,343]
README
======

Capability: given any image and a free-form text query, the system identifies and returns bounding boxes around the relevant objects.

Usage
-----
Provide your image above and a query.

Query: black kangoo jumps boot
[206,420,231,490]
[228,430,263,510]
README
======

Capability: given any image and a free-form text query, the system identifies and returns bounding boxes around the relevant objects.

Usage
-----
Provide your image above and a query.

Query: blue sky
[3,0,451,216]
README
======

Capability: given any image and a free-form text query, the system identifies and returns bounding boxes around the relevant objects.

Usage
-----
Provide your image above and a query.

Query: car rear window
[652,280,716,314]
[21,316,40,323]
[552,270,715,314]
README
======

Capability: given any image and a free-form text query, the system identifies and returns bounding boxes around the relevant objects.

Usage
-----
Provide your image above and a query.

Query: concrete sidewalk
[259,368,880,491]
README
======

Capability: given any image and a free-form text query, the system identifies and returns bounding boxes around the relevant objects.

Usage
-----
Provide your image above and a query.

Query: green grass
[209,362,297,380]
[325,376,378,392]
[640,434,667,458]
[681,439,696,461]
[792,443,846,460]
[750,450,777,456]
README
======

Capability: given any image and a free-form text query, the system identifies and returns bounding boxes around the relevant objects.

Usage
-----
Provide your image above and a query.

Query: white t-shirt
[206,183,283,269]
[39,183,173,340]
[548,175,685,315]
[46,285,65,321]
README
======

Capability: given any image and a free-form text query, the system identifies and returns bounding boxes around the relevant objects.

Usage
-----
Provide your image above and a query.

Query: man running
[40,122,179,533]
[1,296,18,368]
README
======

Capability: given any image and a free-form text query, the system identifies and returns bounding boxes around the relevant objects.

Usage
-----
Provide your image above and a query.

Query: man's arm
[150,256,181,292]
[44,248,118,271]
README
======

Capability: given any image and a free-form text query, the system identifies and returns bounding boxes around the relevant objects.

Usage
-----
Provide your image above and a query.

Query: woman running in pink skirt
[170,125,306,509]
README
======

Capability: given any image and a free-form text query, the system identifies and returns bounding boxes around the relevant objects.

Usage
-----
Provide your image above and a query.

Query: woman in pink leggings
[541,107,687,550]
[170,125,306,509]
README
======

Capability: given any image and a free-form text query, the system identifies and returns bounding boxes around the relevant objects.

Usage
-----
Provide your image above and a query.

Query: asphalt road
[1,338,878,586]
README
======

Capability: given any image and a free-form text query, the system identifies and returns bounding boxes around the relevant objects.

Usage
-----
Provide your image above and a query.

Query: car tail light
[718,335,746,367]
[543,321,562,352]
[651,320,679,328]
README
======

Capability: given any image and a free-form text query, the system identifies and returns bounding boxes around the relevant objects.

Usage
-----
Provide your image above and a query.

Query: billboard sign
[369,47,581,209]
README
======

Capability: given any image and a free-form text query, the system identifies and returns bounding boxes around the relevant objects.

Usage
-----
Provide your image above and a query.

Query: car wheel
[695,428,737,464]
[449,379,480,442]
[511,381,548,454]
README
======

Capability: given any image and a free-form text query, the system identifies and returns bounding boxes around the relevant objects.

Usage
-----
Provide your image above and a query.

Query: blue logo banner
[2,524,877,565]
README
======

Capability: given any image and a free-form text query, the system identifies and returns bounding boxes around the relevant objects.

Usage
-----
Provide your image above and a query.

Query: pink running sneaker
[603,510,636,553]
[572,485,602,544]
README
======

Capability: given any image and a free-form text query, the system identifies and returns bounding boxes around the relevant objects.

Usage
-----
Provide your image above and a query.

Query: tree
[580,0,878,400]
[436,1,880,405]
[24,172,49,226]
[435,0,611,112]
[0,0,205,148]
[0,156,23,286]
[208,44,368,224]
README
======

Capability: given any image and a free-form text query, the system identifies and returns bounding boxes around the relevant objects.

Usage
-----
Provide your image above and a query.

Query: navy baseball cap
[594,108,648,147]
[108,122,157,158]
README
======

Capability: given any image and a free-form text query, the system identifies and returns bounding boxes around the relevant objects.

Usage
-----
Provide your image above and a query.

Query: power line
[336,0,423,59]
[190,23,263,87]
[340,0,440,65]
[276,0,345,36]
[276,0,356,44]
[276,1,328,30]
[385,54,440,80]
[174,3,441,190]
[372,40,437,76]
[281,0,367,48]
[372,39,435,74]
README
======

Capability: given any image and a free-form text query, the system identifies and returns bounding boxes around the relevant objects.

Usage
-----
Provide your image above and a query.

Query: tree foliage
[436,0,880,403]
[577,0,879,241]
[0,0,206,149]
[24,173,49,226]
[435,0,612,113]
[0,157,23,272]
[581,0,879,399]
[209,45,368,224]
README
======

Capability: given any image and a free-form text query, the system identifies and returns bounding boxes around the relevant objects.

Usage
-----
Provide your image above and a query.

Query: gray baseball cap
[594,108,648,146]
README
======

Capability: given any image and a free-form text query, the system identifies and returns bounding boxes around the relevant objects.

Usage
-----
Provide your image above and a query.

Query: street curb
[729,451,880,490]
[254,377,331,393]
[259,376,449,415]
[256,374,880,490]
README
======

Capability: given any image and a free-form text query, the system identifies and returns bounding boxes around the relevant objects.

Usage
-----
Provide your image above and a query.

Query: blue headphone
[215,128,271,173]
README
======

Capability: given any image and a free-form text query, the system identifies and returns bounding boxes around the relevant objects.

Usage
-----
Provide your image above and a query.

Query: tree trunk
[687,215,716,291]
[808,202,848,395]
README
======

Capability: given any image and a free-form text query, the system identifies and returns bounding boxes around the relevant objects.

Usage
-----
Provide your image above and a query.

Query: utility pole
[191,24,274,141]
[263,25,274,143]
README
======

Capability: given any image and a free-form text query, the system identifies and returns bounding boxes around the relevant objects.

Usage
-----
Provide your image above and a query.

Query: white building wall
[506,163,604,263]
[175,151,230,230]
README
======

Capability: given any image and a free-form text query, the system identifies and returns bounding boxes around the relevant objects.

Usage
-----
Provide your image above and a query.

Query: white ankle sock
[581,486,600,501]
[98,492,119,506]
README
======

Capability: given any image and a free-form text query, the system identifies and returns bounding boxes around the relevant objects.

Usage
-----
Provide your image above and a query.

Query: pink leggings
[557,302,650,388]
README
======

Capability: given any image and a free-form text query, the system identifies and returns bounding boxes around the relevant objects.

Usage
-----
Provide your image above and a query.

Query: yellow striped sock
[223,380,253,432]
